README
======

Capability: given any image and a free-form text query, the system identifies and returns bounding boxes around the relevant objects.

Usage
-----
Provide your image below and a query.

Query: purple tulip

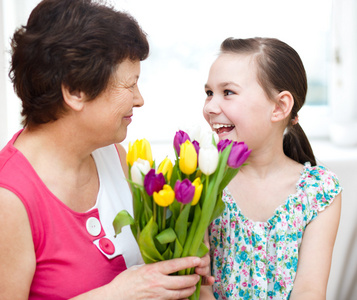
[227,141,252,169]
[144,169,166,196]
[192,140,200,157]
[217,139,232,152]
[173,130,191,155]
[174,179,195,204]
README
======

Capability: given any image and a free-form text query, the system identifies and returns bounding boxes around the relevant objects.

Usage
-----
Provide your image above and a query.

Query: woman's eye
[128,83,137,91]
[205,90,213,97]
[224,90,234,96]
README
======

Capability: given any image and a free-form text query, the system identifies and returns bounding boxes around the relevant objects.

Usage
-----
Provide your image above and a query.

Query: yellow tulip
[127,139,153,167]
[153,185,175,207]
[179,140,197,175]
[157,157,173,181]
[191,177,203,206]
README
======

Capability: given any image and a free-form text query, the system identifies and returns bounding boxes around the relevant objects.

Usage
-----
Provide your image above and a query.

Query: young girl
[202,37,342,299]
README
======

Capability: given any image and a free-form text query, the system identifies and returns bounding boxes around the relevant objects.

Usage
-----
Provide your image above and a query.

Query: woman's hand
[109,257,204,299]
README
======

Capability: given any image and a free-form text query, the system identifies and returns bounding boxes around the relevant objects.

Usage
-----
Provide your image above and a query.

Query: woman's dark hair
[220,37,316,166]
[9,0,149,126]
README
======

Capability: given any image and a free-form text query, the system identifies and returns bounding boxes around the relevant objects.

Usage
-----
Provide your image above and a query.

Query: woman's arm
[290,193,342,300]
[0,188,36,300]
[0,185,204,300]
[71,257,202,300]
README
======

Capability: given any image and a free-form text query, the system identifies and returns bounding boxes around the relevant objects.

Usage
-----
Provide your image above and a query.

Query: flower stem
[162,207,167,231]
[153,202,157,223]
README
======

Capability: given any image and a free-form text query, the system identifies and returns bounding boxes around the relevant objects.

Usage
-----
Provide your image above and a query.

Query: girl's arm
[290,193,342,300]
[200,286,216,300]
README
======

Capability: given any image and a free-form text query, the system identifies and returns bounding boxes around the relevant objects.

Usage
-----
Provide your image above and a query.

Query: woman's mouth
[212,124,235,135]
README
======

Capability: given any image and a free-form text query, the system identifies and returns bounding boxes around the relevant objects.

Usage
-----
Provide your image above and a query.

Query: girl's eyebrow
[220,81,241,88]
[204,81,241,89]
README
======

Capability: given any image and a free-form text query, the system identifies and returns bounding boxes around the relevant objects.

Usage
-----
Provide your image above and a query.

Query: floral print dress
[209,163,342,300]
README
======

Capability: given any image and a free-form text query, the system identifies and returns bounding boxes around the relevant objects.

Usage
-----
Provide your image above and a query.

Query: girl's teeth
[212,124,234,129]
[212,124,235,134]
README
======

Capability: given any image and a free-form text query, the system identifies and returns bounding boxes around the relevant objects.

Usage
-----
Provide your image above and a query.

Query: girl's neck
[239,146,301,180]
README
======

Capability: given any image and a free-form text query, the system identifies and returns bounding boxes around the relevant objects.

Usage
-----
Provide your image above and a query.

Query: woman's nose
[133,85,144,108]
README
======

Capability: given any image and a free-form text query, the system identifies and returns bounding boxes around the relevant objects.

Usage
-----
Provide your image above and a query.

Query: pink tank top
[0,130,143,299]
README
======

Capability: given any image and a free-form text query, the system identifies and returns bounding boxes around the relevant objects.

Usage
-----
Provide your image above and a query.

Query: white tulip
[199,130,219,148]
[131,158,151,186]
[198,146,219,175]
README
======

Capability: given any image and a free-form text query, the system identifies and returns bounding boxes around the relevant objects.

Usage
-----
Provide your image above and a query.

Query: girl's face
[203,53,276,149]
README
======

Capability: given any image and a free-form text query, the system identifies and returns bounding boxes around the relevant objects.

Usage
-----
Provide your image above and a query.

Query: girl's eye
[224,90,234,96]
[205,90,213,97]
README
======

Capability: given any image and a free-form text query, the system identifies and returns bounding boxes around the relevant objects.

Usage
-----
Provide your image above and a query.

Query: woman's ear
[271,91,294,123]
[61,83,86,112]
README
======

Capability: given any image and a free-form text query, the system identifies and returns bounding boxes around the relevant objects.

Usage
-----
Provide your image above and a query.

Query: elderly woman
[0,0,212,299]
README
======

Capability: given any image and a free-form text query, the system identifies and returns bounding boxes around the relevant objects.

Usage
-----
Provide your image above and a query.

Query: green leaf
[156,227,177,244]
[187,143,234,258]
[113,210,134,237]
[181,204,201,257]
[218,167,240,194]
[169,199,181,220]
[138,217,164,264]
[175,203,191,246]
[173,238,183,259]
[209,193,226,224]
[197,241,209,257]
[170,162,179,186]
[162,245,173,260]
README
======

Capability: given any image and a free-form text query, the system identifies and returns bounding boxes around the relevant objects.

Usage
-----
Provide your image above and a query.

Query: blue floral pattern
[209,163,342,299]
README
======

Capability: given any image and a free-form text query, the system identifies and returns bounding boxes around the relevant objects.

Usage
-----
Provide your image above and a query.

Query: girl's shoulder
[298,162,342,212]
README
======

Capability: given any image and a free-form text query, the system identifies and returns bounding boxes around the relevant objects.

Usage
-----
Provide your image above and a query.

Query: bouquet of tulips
[113,126,251,299]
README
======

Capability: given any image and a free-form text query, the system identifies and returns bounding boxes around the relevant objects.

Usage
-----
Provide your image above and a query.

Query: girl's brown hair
[220,37,316,166]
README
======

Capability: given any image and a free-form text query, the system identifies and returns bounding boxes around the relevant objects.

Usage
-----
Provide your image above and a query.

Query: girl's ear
[271,91,294,123]
[61,83,86,111]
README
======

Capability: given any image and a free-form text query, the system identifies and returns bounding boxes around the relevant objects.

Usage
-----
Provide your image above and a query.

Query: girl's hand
[197,229,215,287]
[195,252,215,286]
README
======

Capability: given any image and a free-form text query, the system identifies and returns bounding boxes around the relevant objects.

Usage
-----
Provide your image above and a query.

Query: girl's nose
[203,96,221,115]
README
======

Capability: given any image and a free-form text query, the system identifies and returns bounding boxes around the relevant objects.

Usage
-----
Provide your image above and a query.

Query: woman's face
[84,59,143,145]
[203,53,276,149]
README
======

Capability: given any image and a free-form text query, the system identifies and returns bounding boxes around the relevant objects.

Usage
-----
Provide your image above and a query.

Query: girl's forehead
[210,53,258,80]
[216,52,256,66]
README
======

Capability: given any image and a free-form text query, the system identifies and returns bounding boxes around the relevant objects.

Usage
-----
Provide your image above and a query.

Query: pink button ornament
[99,237,115,255]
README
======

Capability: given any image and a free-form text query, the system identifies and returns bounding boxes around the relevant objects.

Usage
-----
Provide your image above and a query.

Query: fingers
[194,253,210,276]
[204,229,210,247]
[201,275,215,286]
[164,278,198,299]
[155,256,201,275]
